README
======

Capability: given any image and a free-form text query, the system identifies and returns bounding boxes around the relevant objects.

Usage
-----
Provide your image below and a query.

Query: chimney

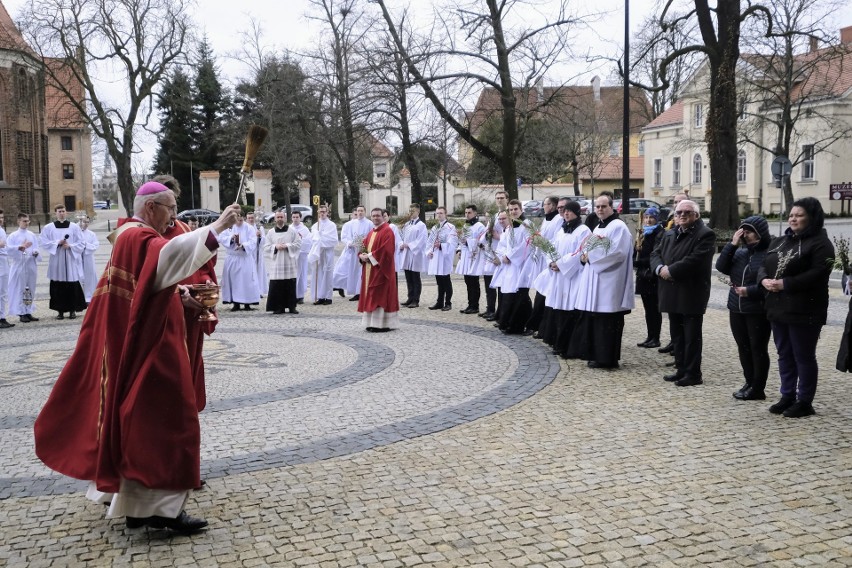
[535,76,544,103]
[591,75,601,102]
[841,26,852,45]
[809,36,819,52]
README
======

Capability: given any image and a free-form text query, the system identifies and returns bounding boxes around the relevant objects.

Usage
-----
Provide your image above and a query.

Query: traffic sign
[771,156,793,177]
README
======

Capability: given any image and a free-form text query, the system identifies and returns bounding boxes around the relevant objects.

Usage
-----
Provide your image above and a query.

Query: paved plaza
[1,220,851,567]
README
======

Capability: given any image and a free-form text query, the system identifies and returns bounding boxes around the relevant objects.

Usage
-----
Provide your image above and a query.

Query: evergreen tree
[153,68,195,209]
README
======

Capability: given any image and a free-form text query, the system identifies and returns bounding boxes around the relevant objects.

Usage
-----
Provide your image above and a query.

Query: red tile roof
[467,84,652,135]
[644,100,684,130]
[579,156,644,181]
[0,2,36,56]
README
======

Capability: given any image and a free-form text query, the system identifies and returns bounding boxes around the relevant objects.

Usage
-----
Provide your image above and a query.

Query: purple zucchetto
[136,181,170,196]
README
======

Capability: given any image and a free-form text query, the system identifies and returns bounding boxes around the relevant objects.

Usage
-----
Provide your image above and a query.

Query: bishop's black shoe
[126,511,208,535]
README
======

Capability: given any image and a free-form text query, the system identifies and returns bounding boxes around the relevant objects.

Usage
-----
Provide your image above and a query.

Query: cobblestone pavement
[1,228,851,566]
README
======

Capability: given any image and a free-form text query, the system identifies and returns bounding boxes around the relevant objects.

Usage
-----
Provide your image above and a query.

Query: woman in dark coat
[836,273,852,372]
[758,197,834,418]
[634,207,664,348]
[716,216,771,400]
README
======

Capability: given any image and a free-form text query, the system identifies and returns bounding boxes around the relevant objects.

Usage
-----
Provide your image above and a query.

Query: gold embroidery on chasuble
[364,230,378,286]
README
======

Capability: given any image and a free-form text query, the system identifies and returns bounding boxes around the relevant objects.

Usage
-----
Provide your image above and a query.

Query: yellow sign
[312,195,320,206]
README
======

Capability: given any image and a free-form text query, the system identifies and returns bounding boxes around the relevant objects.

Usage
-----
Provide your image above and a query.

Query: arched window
[692,153,702,184]
[737,150,747,182]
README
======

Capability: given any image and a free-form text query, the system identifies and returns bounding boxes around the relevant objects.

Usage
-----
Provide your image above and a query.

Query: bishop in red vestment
[358,208,400,332]
[33,182,240,534]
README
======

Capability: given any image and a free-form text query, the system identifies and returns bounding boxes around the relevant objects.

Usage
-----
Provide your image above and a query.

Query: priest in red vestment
[357,208,400,332]
[33,181,240,535]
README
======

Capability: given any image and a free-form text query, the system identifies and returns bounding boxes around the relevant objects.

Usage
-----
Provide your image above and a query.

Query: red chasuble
[163,220,218,411]
[34,223,209,493]
[357,223,399,314]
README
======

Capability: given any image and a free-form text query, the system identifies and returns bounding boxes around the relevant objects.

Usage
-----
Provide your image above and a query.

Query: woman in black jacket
[758,198,834,418]
[716,216,771,400]
[634,207,664,347]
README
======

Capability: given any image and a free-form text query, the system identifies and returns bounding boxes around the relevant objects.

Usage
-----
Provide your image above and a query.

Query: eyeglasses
[153,202,178,213]
[674,210,695,217]
[556,206,565,210]
[594,204,610,209]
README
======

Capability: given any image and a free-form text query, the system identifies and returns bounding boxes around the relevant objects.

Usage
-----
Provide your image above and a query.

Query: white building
[642,26,852,215]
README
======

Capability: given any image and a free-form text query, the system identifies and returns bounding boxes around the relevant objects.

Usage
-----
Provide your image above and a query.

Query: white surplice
[218,222,260,304]
[573,217,635,313]
[333,217,372,295]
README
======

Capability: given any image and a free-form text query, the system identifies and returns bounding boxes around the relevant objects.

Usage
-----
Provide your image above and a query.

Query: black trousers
[49,280,87,312]
[266,279,297,312]
[435,274,453,306]
[463,275,481,310]
[568,310,626,366]
[640,291,662,341]
[729,311,771,391]
[525,292,547,332]
[483,275,496,313]
[538,306,557,344]
[669,313,704,380]
[404,269,422,303]
[499,288,532,333]
[553,309,579,356]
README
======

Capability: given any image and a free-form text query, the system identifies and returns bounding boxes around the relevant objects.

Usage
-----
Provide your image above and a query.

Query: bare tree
[372,0,580,199]
[359,20,432,210]
[21,0,191,215]
[631,0,771,229]
[306,0,376,212]
[625,13,702,120]
[738,0,852,210]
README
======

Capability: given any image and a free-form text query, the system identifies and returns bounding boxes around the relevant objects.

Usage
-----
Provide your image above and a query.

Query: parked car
[176,208,220,226]
[613,198,667,215]
[577,199,593,215]
[522,200,544,217]
[263,204,314,224]
[93,201,109,210]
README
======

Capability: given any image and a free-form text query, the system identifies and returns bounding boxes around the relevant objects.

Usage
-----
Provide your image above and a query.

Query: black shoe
[783,400,815,418]
[297,298,304,305]
[230,305,241,312]
[428,304,444,310]
[441,304,452,311]
[664,373,683,382]
[69,312,77,319]
[732,383,750,399]
[637,338,651,347]
[273,310,285,314]
[643,339,660,348]
[741,387,766,401]
[523,329,535,336]
[56,313,65,320]
[769,397,796,415]
[0,319,13,328]
[675,376,703,386]
[658,342,674,354]
[478,311,488,318]
[349,295,360,301]
[406,302,419,308]
[243,305,256,311]
[402,300,412,307]
[483,313,496,321]
[366,327,377,332]
[129,511,209,535]
[336,288,345,297]
[289,310,299,315]
[323,299,332,305]
[460,307,478,314]
[665,360,676,367]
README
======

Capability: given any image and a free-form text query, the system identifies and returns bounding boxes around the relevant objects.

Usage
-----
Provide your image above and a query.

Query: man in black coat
[650,200,716,386]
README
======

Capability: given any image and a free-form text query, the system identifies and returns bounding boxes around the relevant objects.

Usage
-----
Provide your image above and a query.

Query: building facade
[642,27,852,215]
